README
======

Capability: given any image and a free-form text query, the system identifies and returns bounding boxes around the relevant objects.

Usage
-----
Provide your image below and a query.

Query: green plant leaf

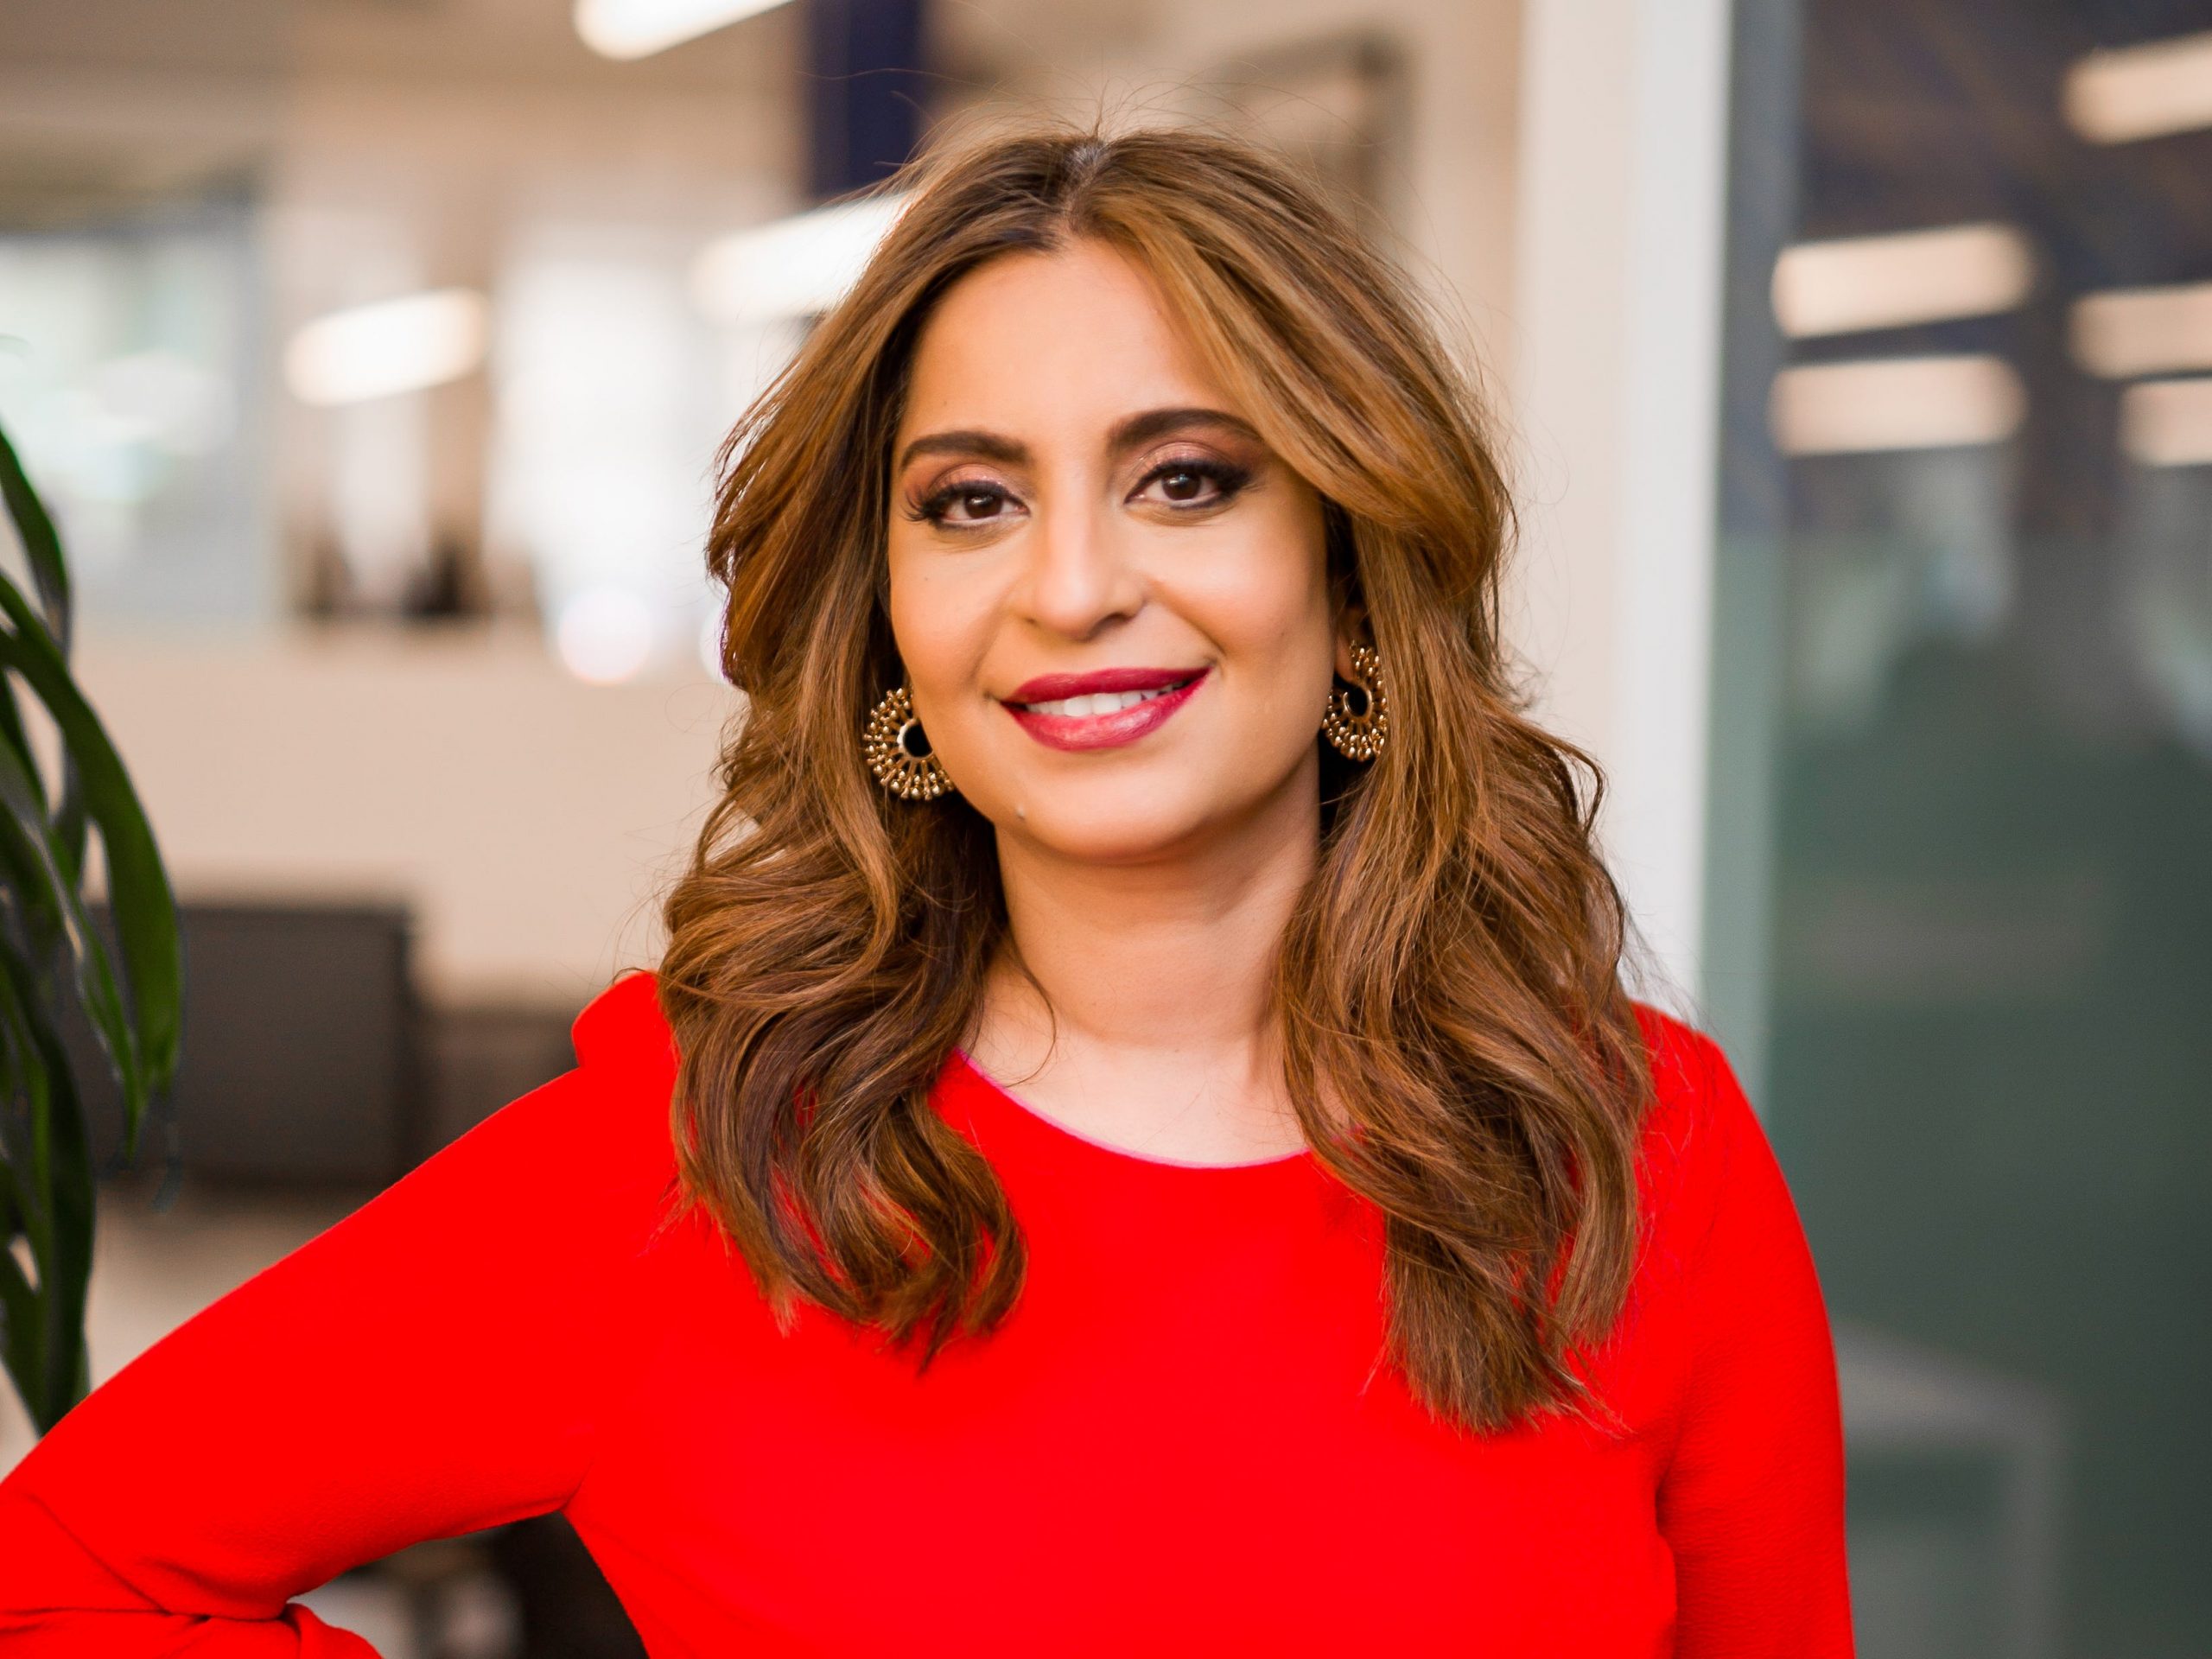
[0,411,177,1436]
[0,734,143,1119]
[52,754,89,893]
[0,771,61,963]
[0,410,85,887]
[0,1230,38,1416]
[0,619,61,947]
[0,935,92,1432]
[0,423,70,650]
[0,573,181,1145]
[0,1139,40,1407]
[39,1046,92,1427]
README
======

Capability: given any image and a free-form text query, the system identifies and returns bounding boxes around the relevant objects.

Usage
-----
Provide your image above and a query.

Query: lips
[1006,666,1200,703]
[1001,666,1209,752]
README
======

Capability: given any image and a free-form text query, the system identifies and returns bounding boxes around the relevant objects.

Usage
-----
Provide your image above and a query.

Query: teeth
[1025,686,1173,717]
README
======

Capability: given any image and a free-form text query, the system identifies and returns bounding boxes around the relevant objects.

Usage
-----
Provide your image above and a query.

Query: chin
[1000,785,1221,864]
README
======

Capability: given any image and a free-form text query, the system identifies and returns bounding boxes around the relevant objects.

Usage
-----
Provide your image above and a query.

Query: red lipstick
[1001,666,1210,752]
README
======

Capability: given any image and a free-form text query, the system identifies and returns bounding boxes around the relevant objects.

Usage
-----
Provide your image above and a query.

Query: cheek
[885,548,950,682]
[1178,514,1334,683]
[885,548,991,728]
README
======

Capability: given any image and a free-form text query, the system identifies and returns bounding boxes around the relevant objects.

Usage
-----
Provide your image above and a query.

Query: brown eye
[1135,457,1252,511]
[947,487,1006,521]
[908,480,1017,530]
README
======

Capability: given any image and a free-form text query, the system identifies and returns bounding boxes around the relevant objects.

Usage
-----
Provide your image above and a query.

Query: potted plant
[0,418,182,1434]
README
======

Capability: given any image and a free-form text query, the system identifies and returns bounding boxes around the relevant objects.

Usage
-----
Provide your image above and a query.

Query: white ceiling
[0,0,807,227]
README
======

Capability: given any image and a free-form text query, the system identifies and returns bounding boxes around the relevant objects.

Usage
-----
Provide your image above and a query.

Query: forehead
[896,240,1236,442]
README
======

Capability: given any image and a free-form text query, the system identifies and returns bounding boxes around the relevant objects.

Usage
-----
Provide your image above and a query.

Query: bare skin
[885,238,1361,1165]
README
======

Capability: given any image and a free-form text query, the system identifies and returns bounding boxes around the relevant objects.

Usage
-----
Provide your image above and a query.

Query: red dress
[0,969,1853,1656]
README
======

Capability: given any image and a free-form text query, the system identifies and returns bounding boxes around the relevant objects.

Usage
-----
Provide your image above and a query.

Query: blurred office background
[0,0,2206,1654]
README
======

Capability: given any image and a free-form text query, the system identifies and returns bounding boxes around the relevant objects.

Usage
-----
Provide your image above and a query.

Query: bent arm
[0,1060,676,1655]
[0,1493,377,1656]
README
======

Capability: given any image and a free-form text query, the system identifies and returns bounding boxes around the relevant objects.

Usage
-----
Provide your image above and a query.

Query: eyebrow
[893,405,1264,473]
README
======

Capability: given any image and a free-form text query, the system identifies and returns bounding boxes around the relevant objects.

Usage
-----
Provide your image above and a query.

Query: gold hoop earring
[1321,641,1390,761]
[863,685,957,801]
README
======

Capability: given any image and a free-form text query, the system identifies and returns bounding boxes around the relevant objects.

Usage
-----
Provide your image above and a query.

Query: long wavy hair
[658,115,1650,1433]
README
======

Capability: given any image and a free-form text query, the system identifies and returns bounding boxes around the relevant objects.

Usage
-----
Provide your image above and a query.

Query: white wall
[76,623,734,1007]
[1507,0,1735,1007]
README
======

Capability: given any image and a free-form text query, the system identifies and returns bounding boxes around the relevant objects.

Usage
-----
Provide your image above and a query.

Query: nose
[1010,494,1146,641]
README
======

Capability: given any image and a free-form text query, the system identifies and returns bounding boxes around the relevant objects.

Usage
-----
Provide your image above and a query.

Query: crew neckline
[947,1048,1317,1174]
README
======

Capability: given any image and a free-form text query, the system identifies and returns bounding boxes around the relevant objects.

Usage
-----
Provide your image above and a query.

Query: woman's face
[885,238,1343,864]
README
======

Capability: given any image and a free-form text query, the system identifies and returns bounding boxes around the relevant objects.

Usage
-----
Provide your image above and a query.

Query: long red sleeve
[0,992,687,1656]
[0,972,1851,1656]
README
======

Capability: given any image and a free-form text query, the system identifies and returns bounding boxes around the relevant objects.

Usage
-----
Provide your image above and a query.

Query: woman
[0,121,1850,1655]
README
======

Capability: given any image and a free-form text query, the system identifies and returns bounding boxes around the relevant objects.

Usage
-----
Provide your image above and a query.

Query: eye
[905,479,1020,531]
[1133,455,1252,511]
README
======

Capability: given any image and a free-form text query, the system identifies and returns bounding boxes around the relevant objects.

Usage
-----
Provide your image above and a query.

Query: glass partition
[1709,4,2212,1654]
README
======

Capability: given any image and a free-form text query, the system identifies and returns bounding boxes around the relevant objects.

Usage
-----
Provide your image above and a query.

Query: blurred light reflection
[573,0,791,60]
[2119,376,2212,467]
[284,289,490,409]
[1772,223,2033,340]
[2071,281,2212,379]
[690,194,908,327]
[2063,29,2212,145]
[1770,355,2027,457]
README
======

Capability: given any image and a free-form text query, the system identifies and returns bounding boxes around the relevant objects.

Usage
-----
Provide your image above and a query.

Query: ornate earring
[1320,641,1390,761]
[863,685,957,801]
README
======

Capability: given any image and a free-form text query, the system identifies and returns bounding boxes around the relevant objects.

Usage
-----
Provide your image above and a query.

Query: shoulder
[1630,1002,1749,1158]
[569,964,682,1083]
[391,969,683,1243]
[1624,1002,1780,1278]
[493,968,676,1165]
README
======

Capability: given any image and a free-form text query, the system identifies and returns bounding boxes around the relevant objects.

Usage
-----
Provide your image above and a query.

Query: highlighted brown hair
[658,116,1650,1433]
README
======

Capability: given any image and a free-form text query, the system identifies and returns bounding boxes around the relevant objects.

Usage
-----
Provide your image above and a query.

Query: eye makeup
[901,454,1255,532]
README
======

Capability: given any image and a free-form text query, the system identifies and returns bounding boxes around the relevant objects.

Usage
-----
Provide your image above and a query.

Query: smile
[1001,667,1210,753]
[1019,686,1179,717]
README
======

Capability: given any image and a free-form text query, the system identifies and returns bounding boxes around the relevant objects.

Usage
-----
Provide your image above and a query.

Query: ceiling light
[2072,283,2212,378]
[690,193,908,327]
[1770,355,2027,456]
[1772,223,2033,339]
[573,0,791,60]
[2120,377,2212,467]
[285,289,489,408]
[2063,30,2212,143]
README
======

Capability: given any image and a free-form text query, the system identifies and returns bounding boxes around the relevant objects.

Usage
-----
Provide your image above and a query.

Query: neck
[967,757,1322,1161]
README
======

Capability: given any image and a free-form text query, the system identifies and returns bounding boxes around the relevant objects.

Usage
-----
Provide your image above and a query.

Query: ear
[1332,601,1370,682]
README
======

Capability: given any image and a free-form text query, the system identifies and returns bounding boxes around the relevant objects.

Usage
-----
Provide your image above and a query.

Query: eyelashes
[900,456,1255,531]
